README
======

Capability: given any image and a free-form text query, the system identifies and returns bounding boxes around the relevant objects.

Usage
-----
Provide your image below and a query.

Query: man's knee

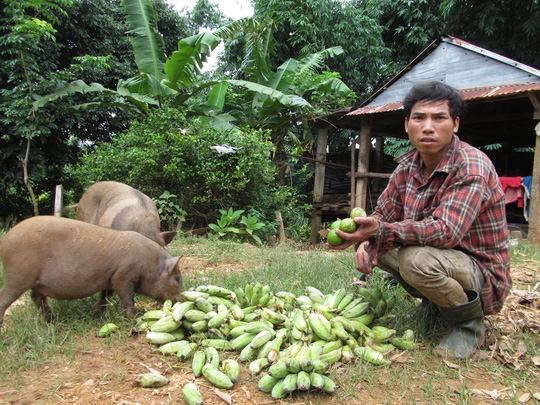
[396,246,432,284]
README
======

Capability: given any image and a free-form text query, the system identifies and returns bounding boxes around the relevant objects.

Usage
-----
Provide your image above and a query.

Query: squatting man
[327,81,511,359]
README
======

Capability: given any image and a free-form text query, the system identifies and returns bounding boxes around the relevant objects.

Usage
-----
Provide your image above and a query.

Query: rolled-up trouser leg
[377,246,485,308]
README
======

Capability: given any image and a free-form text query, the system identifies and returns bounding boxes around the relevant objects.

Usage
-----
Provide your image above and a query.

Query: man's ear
[453,116,460,133]
[404,117,409,133]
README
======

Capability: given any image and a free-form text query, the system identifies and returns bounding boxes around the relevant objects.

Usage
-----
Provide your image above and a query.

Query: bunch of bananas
[131,282,417,402]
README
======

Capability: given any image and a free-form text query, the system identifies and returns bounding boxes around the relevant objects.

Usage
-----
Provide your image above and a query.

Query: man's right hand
[325,217,380,250]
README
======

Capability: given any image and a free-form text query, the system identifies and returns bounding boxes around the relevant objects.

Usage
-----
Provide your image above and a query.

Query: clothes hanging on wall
[499,177,524,207]
[522,176,532,221]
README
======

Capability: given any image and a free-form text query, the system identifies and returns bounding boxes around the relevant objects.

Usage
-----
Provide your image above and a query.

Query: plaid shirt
[369,135,511,315]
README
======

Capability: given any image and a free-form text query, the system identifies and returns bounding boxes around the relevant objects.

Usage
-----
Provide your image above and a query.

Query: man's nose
[422,118,435,132]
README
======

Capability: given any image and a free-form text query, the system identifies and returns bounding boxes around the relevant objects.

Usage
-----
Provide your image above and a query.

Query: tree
[250,0,390,100]
[0,0,72,217]
[0,0,195,220]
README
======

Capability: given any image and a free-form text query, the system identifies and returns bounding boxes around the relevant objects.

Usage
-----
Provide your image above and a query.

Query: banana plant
[32,0,352,136]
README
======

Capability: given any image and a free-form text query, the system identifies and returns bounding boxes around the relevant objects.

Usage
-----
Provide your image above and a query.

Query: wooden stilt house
[310,35,540,245]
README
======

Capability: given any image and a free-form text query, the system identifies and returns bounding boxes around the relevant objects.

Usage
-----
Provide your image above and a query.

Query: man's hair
[403,81,465,122]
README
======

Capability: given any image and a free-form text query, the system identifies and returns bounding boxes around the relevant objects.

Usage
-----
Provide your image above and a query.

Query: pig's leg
[0,286,26,331]
[114,287,137,319]
[30,290,53,322]
[91,290,114,318]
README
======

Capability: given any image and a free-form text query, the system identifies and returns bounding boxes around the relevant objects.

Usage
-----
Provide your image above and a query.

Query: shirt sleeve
[372,170,487,257]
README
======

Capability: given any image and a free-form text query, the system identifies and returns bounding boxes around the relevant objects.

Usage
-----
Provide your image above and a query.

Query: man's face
[405,100,459,163]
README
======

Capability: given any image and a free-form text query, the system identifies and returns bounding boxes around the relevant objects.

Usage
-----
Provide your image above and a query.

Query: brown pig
[0,216,183,330]
[76,181,176,246]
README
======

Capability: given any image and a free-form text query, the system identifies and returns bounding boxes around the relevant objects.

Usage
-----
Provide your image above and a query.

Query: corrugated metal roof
[358,35,540,109]
[346,82,540,117]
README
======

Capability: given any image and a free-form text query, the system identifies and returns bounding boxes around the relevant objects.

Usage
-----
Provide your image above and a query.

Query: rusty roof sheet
[346,83,540,117]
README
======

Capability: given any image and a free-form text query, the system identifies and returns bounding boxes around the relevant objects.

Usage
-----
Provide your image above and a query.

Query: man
[328,81,511,359]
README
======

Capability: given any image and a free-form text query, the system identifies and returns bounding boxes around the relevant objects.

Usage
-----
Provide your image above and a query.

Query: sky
[167,0,254,70]
[169,0,254,20]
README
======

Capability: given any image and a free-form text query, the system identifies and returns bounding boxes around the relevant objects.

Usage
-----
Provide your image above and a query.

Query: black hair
[403,81,465,122]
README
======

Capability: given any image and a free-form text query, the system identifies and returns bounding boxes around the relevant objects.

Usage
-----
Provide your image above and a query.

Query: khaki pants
[377,246,485,308]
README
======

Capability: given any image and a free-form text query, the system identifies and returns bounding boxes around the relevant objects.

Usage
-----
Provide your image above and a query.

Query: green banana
[183,382,203,405]
[353,346,391,365]
[271,377,287,400]
[230,332,257,351]
[249,357,270,375]
[194,297,214,313]
[297,370,311,391]
[321,374,337,394]
[308,312,332,341]
[158,340,190,356]
[282,372,298,393]
[184,309,207,323]
[309,371,325,389]
[149,315,180,333]
[268,361,290,379]
[202,363,234,389]
[178,342,199,361]
[250,330,274,350]
[258,374,280,392]
[172,301,195,322]
[181,291,210,302]
[134,373,169,388]
[221,358,240,383]
[191,350,206,377]
[204,346,220,367]
[146,331,177,345]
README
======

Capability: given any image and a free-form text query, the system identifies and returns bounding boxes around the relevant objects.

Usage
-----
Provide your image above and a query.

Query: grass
[0,235,539,403]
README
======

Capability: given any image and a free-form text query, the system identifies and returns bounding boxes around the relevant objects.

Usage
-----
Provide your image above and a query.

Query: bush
[69,107,304,235]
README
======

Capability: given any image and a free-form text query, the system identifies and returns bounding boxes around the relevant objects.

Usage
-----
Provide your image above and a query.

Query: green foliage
[208,207,266,244]
[69,107,279,229]
[152,190,186,231]
[384,138,412,158]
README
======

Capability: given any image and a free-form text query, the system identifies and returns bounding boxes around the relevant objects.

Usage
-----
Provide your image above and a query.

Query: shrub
[69,107,287,231]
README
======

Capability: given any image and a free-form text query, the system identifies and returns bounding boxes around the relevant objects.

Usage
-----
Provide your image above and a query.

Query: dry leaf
[471,389,503,399]
[214,389,234,405]
[241,385,251,400]
[518,393,531,403]
[532,356,540,366]
[443,360,460,369]
[533,393,540,400]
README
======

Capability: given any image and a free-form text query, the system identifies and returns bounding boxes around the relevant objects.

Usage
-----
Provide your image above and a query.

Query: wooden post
[275,211,286,244]
[372,136,384,192]
[310,127,328,244]
[54,184,64,217]
[350,136,357,213]
[527,121,540,246]
[355,118,372,209]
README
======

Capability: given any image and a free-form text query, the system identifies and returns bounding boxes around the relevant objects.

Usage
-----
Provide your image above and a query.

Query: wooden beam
[310,127,329,244]
[348,172,393,179]
[286,153,349,170]
[355,118,371,209]
[527,121,540,247]
[529,92,540,119]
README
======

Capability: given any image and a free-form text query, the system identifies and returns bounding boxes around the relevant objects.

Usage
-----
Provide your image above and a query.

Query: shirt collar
[395,134,460,174]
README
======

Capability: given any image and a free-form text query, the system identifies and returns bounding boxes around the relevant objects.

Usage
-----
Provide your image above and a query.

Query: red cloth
[499,177,524,207]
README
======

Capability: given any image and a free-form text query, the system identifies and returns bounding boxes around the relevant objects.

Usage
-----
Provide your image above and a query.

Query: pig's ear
[162,231,177,245]
[169,256,183,274]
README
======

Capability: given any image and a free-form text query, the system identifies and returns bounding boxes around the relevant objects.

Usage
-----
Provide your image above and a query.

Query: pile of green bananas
[129,283,417,403]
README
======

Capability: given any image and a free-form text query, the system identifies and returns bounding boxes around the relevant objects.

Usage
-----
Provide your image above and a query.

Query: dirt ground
[0,252,539,405]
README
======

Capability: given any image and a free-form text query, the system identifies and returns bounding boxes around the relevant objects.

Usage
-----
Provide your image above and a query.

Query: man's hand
[355,241,377,275]
[325,217,380,250]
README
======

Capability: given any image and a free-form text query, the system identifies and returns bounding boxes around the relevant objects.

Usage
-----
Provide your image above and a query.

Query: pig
[0,216,183,330]
[75,181,176,247]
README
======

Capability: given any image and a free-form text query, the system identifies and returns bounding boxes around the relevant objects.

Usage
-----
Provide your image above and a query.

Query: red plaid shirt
[369,135,511,315]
